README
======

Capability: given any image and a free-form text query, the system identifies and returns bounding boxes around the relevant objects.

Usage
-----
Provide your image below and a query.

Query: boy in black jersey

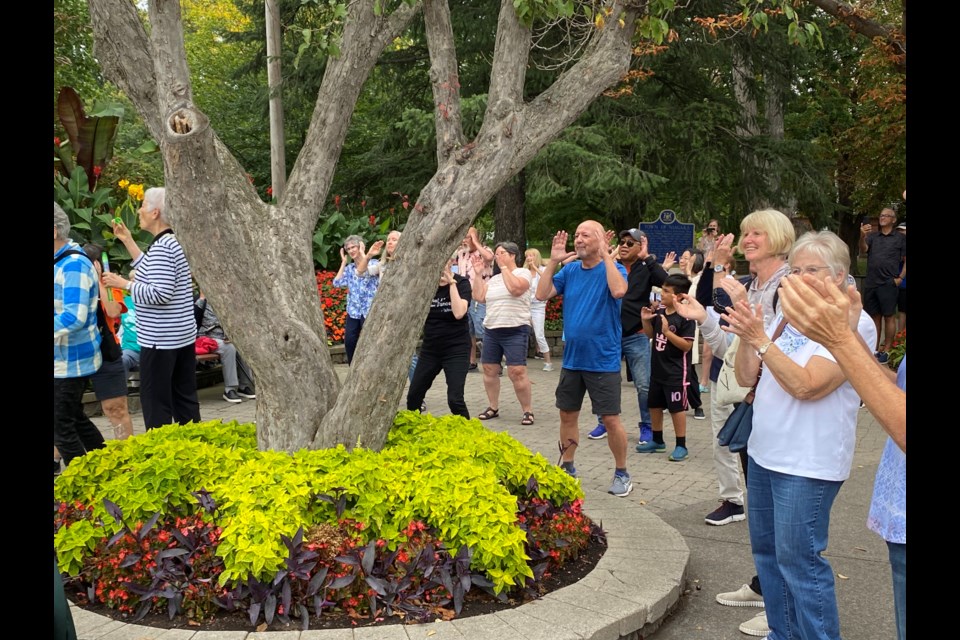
[636,274,696,461]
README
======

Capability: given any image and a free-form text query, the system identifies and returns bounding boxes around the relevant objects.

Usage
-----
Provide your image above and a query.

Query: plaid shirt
[54,241,101,378]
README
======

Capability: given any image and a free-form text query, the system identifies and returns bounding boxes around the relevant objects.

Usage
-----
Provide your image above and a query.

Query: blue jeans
[621,332,651,425]
[747,456,843,640]
[888,542,906,640]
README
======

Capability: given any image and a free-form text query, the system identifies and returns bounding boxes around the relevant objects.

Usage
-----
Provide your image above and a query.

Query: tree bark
[265,0,287,200]
[493,171,526,248]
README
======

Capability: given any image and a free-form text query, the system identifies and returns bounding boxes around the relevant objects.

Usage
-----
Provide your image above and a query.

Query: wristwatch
[714,264,725,273]
[756,341,774,358]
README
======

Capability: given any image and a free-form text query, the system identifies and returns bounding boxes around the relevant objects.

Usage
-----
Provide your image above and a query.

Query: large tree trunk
[493,171,526,248]
[88,0,639,452]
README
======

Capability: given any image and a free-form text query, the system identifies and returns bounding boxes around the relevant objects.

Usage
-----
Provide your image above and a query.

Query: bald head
[574,220,607,265]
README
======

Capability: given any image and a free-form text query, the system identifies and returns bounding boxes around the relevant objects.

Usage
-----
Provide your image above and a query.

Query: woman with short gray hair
[722,229,876,640]
[101,186,201,430]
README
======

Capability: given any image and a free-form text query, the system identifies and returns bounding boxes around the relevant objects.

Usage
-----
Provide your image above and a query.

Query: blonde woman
[524,248,554,371]
[363,230,401,276]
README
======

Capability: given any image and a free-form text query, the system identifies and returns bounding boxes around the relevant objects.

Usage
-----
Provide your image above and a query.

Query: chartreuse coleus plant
[55,412,583,595]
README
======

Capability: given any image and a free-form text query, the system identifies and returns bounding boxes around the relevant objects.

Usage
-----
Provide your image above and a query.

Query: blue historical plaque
[640,210,695,261]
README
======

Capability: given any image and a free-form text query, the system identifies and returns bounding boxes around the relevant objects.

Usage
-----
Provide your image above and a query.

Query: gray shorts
[555,369,621,416]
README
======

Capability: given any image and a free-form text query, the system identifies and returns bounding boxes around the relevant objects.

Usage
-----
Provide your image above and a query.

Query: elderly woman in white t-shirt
[471,242,535,425]
[722,230,877,640]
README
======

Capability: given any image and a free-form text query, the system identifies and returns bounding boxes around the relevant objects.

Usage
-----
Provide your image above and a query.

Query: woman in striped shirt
[471,242,535,425]
[103,187,201,430]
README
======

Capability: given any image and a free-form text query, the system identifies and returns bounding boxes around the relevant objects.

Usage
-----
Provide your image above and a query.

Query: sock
[676,437,686,448]
[561,461,576,472]
[615,467,628,477]
[652,431,664,445]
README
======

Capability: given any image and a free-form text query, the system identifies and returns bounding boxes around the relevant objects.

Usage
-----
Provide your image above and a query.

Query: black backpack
[54,249,122,362]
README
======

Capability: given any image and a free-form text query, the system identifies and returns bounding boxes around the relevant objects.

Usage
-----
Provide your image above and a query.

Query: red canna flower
[93,165,102,178]
[266,186,273,197]
[334,194,341,209]
[369,215,376,226]
[54,137,61,146]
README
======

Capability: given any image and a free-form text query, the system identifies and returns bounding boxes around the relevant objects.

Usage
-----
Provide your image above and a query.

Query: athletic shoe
[694,407,706,420]
[875,351,889,364]
[237,387,257,399]
[636,440,666,453]
[587,422,607,439]
[420,401,427,413]
[543,363,554,372]
[739,611,770,637]
[668,445,689,461]
[716,584,765,608]
[223,389,242,403]
[638,422,653,445]
[704,500,746,526]
[608,472,633,497]
[54,460,62,476]
[699,384,709,393]
[560,464,578,478]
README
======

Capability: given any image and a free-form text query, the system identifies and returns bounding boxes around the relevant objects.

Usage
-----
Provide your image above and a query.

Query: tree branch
[282,0,422,230]
[87,0,163,141]
[805,0,905,72]
[482,0,531,127]
[147,0,194,116]
[513,1,640,168]
[423,0,464,164]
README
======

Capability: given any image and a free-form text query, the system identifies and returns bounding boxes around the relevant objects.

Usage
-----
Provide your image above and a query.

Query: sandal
[521,412,535,425]
[477,407,500,420]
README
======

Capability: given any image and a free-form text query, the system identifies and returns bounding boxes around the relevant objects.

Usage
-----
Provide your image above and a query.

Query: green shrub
[55,412,585,600]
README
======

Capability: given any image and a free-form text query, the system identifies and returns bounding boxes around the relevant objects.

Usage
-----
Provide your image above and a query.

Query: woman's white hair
[54,202,71,241]
[789,230,850,277]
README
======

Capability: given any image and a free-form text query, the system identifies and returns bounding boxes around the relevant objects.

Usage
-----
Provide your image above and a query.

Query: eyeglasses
[879,214,896,219]
[618,239,636,247]
[789,266,833,277]
[344,245,358,251]
[704,228,717,234]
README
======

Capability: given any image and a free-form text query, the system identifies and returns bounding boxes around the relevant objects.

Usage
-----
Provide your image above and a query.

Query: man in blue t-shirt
[535,220,632,497]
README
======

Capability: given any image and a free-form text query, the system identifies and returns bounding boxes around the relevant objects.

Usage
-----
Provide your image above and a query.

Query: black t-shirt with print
[422,274,473,352]
[650,310,696,385]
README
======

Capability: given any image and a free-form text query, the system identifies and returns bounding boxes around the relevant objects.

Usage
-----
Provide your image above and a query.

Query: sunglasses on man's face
[618,239,636,247]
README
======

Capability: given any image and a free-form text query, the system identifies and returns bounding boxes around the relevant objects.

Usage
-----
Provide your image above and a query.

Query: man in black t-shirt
[859,207,906,361]
[406,259,473,418]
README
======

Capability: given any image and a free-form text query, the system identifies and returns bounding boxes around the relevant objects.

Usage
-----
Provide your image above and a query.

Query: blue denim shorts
[481,325,529,366]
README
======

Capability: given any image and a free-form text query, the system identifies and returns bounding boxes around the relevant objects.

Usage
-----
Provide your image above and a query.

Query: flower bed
[316,270,347,345]
[54,413,600,629]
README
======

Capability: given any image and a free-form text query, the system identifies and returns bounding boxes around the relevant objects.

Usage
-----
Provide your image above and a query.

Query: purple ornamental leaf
[264,593,277,625]
[327,573,356,590]
[139,512,162,540]
[361,539,376,575]
[307,567,329,596]
[102,498,123,524]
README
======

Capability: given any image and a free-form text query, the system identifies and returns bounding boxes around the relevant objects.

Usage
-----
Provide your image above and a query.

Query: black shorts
[555,369,621,416]
[863,283,898,317]
[897,288,906,314]
[90,357,128,401]
[648,379,689,413]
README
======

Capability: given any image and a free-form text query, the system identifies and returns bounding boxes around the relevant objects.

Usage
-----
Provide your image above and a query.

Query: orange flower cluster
[316,271,348,345]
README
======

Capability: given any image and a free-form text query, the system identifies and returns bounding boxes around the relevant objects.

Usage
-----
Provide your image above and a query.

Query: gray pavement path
[81,359,896,639]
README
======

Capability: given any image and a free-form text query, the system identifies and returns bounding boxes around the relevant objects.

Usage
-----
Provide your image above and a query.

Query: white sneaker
[738,611,770,637]
[542,363,554,372]
[716,584,765,607]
